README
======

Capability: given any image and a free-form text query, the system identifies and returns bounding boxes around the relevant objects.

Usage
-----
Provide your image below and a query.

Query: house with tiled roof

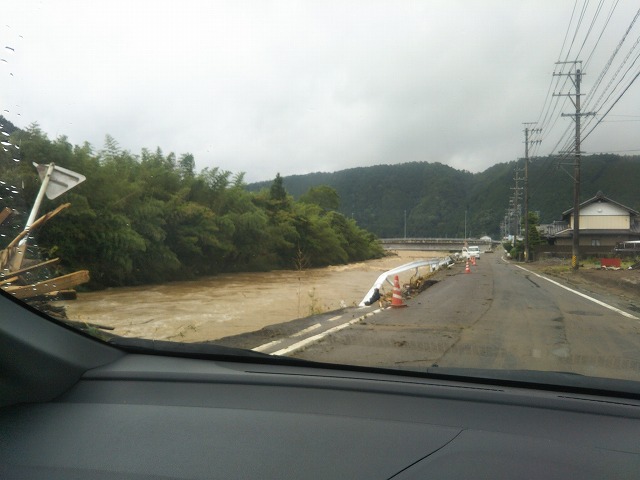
[544,191,640,249]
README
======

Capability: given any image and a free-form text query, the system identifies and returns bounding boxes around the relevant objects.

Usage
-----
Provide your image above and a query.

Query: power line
[562,0,590,61]
[583,0,620,68]
[558,0,580,62]
[537,2,640,161]
[575,0,606,61]
[532,1,581,139]
[583,9,640,113]
[583,66,640,141]
[580,36,640,139]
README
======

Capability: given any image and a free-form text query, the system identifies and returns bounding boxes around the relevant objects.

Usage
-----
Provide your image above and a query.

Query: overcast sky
[3,1,640,182]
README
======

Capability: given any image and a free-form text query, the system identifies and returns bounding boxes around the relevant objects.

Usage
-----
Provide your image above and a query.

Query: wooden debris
[0,276,19,286]
[18,290,78,302]
[0,248,11,272]
[0,207,13,225]
[5,203,70,250]
[0,257,60,278]
[0,203,88,312]
[0,204,70,272]
[3,270,90,300]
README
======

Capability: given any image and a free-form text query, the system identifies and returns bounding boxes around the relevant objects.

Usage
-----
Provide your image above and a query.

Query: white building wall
[568,202,631,229]
[581,202,628,216]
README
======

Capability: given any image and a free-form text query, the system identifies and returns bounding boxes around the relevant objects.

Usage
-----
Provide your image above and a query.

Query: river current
[63,250,445,342]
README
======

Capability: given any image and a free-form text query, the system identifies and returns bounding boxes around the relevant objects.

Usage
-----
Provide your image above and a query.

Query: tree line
[249,155,640,239]
[0,123,384,289]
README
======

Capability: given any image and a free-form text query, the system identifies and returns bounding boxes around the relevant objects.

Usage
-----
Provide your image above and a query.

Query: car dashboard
[1,294,640,479]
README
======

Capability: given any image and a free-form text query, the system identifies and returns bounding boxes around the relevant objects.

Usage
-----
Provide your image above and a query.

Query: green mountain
[4,115,639,241]
[249,155,640,239]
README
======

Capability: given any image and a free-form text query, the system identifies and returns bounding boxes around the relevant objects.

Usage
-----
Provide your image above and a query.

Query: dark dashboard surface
[1,294,640,479]
[2,353,640,479]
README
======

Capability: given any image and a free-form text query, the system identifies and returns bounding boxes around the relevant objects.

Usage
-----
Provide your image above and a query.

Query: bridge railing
[380,238,493,244]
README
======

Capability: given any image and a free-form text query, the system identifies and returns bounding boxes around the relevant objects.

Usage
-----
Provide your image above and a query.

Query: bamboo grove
[0,123,384,289]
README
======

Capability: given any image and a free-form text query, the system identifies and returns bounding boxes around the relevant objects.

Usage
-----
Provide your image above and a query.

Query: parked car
[462,246,481,259]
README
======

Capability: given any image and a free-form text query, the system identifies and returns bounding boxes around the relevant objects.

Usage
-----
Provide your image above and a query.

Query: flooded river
[63,251,447,342]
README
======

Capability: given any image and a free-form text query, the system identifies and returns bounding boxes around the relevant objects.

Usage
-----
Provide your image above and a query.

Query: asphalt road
[281,253,640,381]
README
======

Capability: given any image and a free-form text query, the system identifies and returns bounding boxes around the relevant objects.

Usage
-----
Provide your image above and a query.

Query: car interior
[2,289,639,479]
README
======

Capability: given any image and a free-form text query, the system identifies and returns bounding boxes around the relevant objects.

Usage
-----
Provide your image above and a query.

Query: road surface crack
[525,275,540,288]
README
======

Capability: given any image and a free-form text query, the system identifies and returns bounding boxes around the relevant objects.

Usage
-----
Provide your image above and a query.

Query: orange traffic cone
[390,275,408,308]
[471,256,476,266]
[465,261,471,273]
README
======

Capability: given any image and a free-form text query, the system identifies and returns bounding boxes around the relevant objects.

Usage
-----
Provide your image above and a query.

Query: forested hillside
[2,116,639,290]
[0,122,383,289]
[249,155,640,239]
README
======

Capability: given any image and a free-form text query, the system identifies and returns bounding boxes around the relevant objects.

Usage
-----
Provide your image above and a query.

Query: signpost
[9,163,85,271]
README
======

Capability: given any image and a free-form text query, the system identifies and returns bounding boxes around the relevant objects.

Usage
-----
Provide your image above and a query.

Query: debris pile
[0,204,89,317]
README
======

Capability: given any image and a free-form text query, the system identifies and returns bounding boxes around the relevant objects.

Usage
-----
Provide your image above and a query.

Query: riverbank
[61,250,448,342]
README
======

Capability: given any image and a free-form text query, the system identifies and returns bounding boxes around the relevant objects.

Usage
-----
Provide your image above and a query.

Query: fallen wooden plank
[49,289,77,301]
[24,290,78,302]
[0,248,12,271]
[0,207,13,225]
[0,257,60,278]
[0,276,18,286]
[6,203,71,272]
[2,270,90,300]
[6,203,70,249]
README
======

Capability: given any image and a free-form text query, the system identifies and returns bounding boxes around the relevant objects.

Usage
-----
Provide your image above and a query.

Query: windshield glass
[2,1,640,387]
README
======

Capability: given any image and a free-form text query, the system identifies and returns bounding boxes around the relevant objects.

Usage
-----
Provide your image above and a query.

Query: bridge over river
[380,237,495,251]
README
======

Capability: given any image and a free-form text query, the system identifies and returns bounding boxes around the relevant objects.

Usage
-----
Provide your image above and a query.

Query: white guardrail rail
[359,257,453,307]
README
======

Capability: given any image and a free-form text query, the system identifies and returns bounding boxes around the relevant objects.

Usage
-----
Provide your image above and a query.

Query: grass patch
[541,264,572,276]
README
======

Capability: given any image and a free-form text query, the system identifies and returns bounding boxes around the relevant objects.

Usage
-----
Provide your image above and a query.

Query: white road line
[272,309,382,357]
[252,323,322,352]
[328,315,343,322]
[251,339,282,352]
[291,323,322,337]
[514,264,639,320]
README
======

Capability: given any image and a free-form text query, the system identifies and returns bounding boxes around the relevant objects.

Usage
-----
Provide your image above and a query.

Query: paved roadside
[213,260,457,354]
[289,253,640,381]
[520,258,640,318]
[216,253,640,381]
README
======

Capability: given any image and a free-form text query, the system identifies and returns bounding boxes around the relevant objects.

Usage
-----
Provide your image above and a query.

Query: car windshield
[2,1,640,389]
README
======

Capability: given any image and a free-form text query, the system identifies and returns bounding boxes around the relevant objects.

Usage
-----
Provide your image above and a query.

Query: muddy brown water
[62,251,447,342]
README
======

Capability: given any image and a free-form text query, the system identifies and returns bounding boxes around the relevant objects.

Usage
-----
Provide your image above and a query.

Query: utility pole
[510,167,523,239]
[553,61,595,270]
[464,209,467,240]
[403,210,407,239]
[522,123,541,262]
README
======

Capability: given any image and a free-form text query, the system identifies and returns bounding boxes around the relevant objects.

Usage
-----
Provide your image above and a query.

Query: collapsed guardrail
[359,257,452,307]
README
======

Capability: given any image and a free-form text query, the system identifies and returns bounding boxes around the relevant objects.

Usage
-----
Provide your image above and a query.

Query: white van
[462,246,480,259]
